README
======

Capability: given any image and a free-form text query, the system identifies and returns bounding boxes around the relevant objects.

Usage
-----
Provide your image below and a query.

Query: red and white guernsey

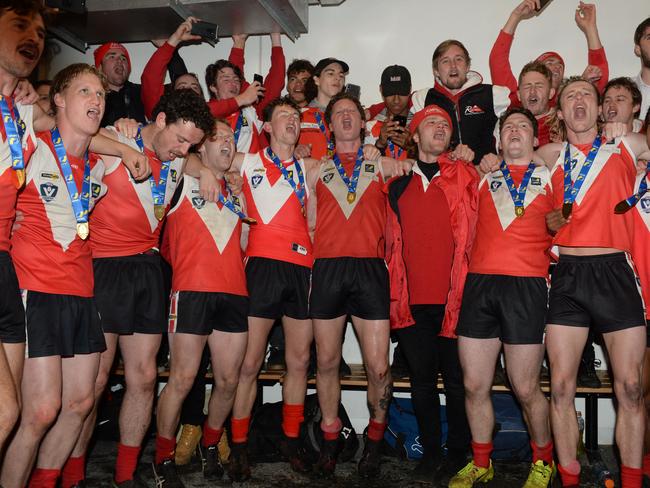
[11,131,108,297]
[241,149,312,268]
[299,106,330,160]
[0,100,37,252]
[365,117,409,161]
[551,138,637,252]
[90,130,184,257]
[228,106,262,154]
[632,175,650,319]
[470,164,553,277]
[164,175,247,296]
[313,153,386,259]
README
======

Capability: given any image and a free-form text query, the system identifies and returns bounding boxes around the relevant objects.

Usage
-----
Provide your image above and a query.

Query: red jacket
[385,155,479,337]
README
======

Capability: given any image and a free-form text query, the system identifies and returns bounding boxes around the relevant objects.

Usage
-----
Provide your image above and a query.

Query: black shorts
[547,253,646,334]
[456,273,548,345]
[24,290,105,358]
[169,291,248,334]
[0,252,25,343]
[94,253,167,335]
[246,257,310,320]
[310,257,390,321]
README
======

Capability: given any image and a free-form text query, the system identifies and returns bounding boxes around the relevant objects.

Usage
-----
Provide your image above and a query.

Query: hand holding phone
[190,21,218,43]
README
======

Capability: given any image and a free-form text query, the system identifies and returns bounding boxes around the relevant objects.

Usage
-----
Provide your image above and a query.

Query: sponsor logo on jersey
[253,168,266,173]
[323,173,334,184]
[170,169,178,183]
[641,197,650,213]
[251,174,263,188]
[365,163,375,173]
[40,182,58,202]
[490,180,502,192]
[91,183,101,198]
[531,177,541,186]
[464,105,484,116]
[40,172,59,180]
[192,196,206,209]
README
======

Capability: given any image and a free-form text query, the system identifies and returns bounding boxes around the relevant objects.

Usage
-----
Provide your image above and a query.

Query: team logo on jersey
[251,175,263,188]
[40,172,59,180]
[490,180,502,192]
[530,177,541,186]
[91,183,101,198]
[641,197,650,213]
[192,196,206,209]
[365,164,375,173]
[170,169,178,183]
[464,105,484,116]
[39,182,58,202]
[323,173,334,184]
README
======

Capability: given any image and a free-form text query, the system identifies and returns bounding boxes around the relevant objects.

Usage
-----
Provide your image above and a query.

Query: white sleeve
[410,88,429,114]
[492,84,511,117]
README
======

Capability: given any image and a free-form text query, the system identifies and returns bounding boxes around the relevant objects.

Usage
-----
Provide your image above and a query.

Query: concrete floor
[84,437,616,487]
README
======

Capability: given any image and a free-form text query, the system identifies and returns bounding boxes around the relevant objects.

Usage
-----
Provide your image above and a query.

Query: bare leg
[281,317,313,406]
[3,341,25,405]
[0,342,19,450]
[314,316,346,425]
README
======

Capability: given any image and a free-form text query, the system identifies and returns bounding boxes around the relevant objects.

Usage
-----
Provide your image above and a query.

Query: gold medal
[76,222,89,240]
[242,216,257,225]
[347,192,356,204]
[14,168,25,188]
[562,202,573,219]
[154,204,166,221]
[614,200,633,214]
[515,206,525,218]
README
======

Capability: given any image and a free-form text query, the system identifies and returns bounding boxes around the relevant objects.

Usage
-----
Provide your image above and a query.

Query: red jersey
[551,138,637,252]
[313,153,386,259]
[164,176,247,296]
[299,106,331,160]
[632,175,650,319]
[11,131,108,297]
[0,100,37,252]
[365,117,409,160]
[470,164,553,277]
[241,149,312,267]
[90,130,184,258]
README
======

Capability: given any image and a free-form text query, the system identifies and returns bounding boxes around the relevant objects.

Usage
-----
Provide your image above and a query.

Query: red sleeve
[489,30,519,99]
[228,46,251,92]
[141,42,175,120]
[368,102,386,119]
[588,47,609,94]
[257,46,286,117]
[208,98,240,118]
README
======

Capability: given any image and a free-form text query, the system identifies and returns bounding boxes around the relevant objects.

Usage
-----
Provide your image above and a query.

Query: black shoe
[200,444,224,480]
[410,454,441,484]
[152,460,185,487]
[339,356,352,377]
[577,358,601,388]
[227,442,251,482]
[279,436,312,474]
[313,438,339,479]
[266,346,286,371]
[358,438,382,479]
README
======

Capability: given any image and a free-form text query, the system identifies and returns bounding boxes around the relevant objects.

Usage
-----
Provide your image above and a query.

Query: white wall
[50,0,648,443]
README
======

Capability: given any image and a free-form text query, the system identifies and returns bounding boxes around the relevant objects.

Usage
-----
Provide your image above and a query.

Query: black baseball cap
[380,65,412,96]
[313,57,350,77]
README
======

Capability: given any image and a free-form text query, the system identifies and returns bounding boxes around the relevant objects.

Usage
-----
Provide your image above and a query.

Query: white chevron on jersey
[107,128,184,230]
[0,102,35,177]
[483,165,550,231]
[236,106,262,153]
[241,152,310,224]
[318,158,382,219]
[550,138,636,207]
[26,144,107,251]
[170,175,242,253]
[635,174,650,233]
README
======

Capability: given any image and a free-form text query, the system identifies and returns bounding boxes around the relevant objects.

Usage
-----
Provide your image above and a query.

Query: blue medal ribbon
[614,161,650,214]
[266,147,305,213]
[313,110,334,157]
[500,161,536,217]
[218,181,256,224]
[562,136,602,218]
[387,139,403,159]
[233,111,244,147]
[0,95,26,173]
[50,127,91,230]
[134,127,171,213]
[332,147,364,204]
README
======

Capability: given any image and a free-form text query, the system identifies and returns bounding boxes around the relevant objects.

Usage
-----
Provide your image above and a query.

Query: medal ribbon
[615,161,650,212]
[266,148,305,210]
[218,182,247,220]
[0,95,26,172]
[50,127,90,226]
[500,161,536,212]
[313,110,334,156]
[233,111,244,147]
[563,137,602,207]
[134,128,171,208]
[332,147,364,195]
[387,139,403,159]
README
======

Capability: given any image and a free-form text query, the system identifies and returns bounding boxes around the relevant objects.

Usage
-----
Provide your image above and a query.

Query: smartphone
[191,21,218,42]
[253,74,264,85]
[393,115,407,128]
[45,0,86,14]
[535,0,552,12]
[345,83,361,100]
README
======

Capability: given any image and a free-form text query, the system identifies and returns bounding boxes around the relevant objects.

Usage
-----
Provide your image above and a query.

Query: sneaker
[577,358,601,388]
[279,436,312,474]
[200,444,224,480]
[522,460,555,487]
[175,424,201,466]
[358,438,382,479]
[152,459,185,487]
[313,438,339,479]
[227,442,252,482]
[448,460,494,488]
[410,454,441,484]
[266,346,286,371]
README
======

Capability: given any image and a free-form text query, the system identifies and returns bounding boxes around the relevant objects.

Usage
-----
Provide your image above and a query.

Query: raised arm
[575,2,609,93]
[257,33,286,116]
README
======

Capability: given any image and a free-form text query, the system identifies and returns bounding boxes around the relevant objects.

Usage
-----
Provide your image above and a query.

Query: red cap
[536,51,565,66]
[409,104,452,134]
[93,42,131,71]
